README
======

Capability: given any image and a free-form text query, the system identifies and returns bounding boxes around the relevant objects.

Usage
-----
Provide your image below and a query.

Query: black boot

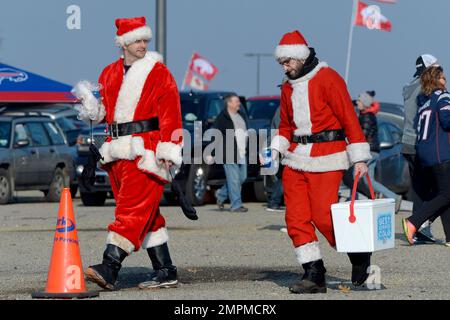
[289,259,327,294]
[138,243,178,289]
[85,244,128,291]
[347,252,372,286]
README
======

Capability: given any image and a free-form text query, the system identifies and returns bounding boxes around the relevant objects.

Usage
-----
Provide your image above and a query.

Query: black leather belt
[108,118,159,139]
[293,129,346,145]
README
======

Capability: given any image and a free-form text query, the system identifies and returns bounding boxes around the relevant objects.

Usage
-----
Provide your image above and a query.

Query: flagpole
[181,52,194,91]
[345,0,358,85]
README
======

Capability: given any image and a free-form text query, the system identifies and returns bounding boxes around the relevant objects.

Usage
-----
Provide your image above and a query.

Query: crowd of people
[72,16,449,295]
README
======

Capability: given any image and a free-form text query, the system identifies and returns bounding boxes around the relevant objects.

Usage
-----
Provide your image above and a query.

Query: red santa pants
[105,159,166,252]
[282,167,344,248]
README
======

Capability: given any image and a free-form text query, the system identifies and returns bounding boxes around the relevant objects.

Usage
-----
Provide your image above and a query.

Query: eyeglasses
[278,58,292,66]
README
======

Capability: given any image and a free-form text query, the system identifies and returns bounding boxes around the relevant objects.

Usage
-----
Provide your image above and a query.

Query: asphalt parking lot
[0,191,449,300]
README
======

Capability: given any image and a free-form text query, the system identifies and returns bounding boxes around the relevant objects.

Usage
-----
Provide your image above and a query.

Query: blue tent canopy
[0,62,76,103]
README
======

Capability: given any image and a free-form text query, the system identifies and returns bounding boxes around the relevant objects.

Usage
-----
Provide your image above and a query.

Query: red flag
[185,70,209,91]
[355,1,392,31]
[188,53,219,81]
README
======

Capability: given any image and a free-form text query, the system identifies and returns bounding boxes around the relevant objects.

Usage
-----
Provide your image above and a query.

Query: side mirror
[380,141,394,150]
[15,139,30,147]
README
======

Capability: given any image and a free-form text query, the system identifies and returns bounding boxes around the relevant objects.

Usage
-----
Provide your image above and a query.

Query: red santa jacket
[270,62,371,172]
[94,52,183,183]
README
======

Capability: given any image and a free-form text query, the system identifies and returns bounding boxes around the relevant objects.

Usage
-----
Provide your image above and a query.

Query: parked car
[246,96,281,201]
[0,114,75,204]
[0,104,85,146]
[74,91,266,206]
[0,104,86,197]
[264,102,412,200]
[247,96,280,123]
[74,124,112,206]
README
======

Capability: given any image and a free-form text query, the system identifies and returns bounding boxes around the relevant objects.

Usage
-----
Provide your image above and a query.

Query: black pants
[408,161,450,242]
[403,154,435,215]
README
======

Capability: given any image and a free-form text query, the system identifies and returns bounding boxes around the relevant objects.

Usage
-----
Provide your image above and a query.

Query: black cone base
[31,290,99,299]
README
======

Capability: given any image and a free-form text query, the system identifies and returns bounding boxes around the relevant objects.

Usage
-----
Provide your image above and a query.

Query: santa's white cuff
[294,241,322,265]
[346,142,371,164]
[270,135,290,155]
[142,227,169,249]
[156,142,183,166]
[72,80,105,124]
[106,231,134,255]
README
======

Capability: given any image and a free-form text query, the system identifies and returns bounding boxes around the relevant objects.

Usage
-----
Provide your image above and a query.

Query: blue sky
[1,0,449,103]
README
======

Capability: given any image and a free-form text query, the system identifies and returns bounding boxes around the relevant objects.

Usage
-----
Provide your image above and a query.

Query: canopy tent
[0,62,76,103]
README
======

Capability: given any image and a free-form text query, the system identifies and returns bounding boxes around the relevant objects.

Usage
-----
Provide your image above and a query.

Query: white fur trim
[113,51,160,124]
[106,231,134,254]
[99,136,170,181]
[145,51,164,64]
[115,26,152,47]
[142,227,169,249]
[99,136,145,163]
[288,62,328,136]
[291,80,312,136]
[137,150,171,182]
[270,135,291,155]
[72,81,106,124]
[275,44,310,61]
[346,142,371,164]
[294,241,322,265]
[156,142,183,166]
[288,61,328,85]
[283,150,350,172]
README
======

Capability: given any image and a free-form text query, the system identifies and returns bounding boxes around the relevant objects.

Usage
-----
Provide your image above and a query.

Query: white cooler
[331,173,396,253]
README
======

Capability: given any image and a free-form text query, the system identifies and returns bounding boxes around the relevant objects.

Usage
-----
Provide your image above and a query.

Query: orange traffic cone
[32,188,98,299]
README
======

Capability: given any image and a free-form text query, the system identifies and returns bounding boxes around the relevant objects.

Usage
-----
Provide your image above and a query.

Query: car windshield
[247,100,280,120]
[181,98,204,123]
[0,122,11,148]
[55,117,78,132]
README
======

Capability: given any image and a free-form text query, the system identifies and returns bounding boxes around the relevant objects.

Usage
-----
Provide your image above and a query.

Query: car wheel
[185,164,209,206]
[80,191,107,206]
[45,168,68,202]
[0,169,12,205]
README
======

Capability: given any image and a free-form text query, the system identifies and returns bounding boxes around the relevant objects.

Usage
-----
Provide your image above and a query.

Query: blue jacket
[415,90,450,167]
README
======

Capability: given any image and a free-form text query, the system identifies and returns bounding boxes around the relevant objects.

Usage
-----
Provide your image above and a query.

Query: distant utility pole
[156,0,166,63]
[245,53,272,95]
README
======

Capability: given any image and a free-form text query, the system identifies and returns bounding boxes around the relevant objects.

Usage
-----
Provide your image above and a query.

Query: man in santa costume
[72,16,182,291]
[270,30,372,294]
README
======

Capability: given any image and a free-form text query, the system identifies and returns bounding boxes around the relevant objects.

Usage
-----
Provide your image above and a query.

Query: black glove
[169,171,198,221]
[81,144,103,191]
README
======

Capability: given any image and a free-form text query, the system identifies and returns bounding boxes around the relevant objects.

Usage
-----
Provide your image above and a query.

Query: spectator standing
[213,94,249,213]
[401,54,440,243]
[403,66,450,246]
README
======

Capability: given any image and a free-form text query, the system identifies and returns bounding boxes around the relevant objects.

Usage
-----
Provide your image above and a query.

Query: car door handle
[30,150,37,154]
[50,148,55,153]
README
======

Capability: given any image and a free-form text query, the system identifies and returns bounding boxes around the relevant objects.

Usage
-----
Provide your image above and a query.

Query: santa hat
[115,16,152,47]
[275,30,311,61]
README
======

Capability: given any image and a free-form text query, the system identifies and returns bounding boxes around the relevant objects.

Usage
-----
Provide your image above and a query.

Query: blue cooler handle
[349,172,375,223]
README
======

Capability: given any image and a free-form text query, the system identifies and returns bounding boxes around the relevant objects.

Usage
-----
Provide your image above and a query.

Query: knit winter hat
[358,92,374,108]
[115,16,152,47]
[275,30,311,61]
